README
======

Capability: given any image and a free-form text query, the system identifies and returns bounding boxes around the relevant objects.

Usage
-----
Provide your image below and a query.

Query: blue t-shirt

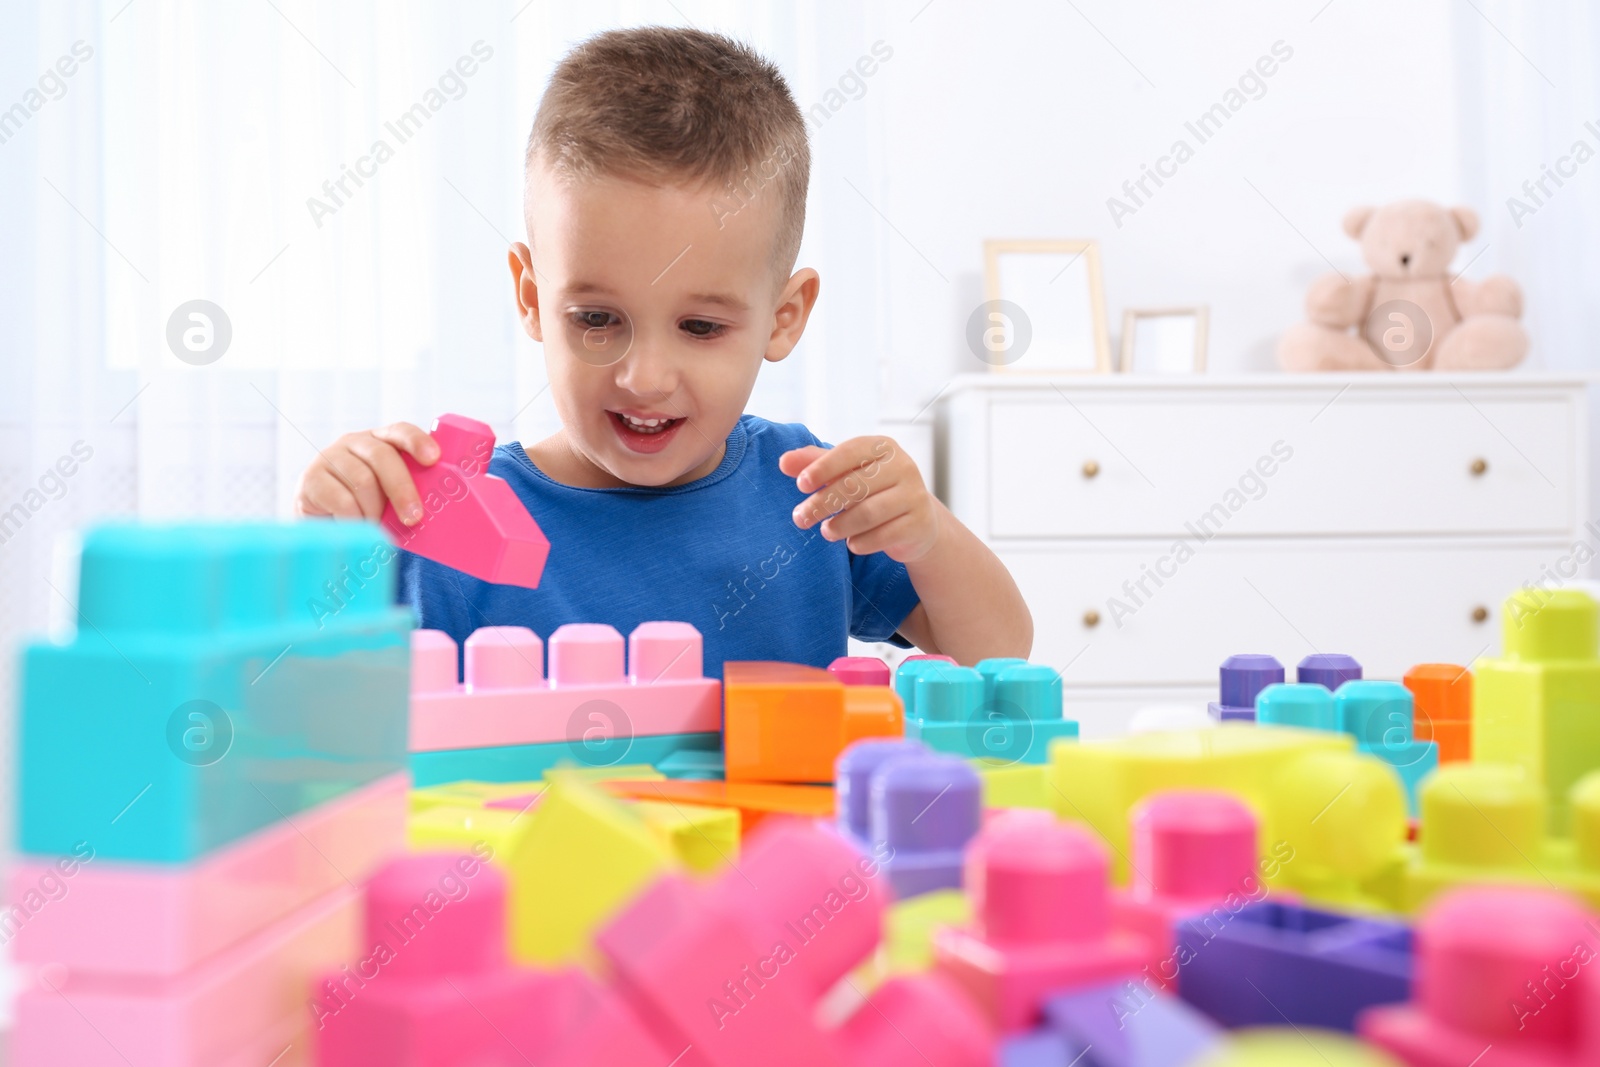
[395,414,920,679]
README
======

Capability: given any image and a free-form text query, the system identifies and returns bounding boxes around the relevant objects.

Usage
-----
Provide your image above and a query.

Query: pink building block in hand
[934,809,1147,1032]
[1360,886,1600,1066]
[829,656,892,687]
[1113,790,1266,991]
[315,852,590,1066]
[381,414,549,588]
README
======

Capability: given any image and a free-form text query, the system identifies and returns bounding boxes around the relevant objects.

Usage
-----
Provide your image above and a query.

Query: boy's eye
[681,319,725,338]
[571,310,622,329]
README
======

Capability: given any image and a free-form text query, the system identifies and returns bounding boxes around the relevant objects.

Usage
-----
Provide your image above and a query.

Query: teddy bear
[1278,200,1527,372]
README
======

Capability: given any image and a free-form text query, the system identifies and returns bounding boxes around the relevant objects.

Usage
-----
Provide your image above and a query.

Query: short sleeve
[847,549,919,646]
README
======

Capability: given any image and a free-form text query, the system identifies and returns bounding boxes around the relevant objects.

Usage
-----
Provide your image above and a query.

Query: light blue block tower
[1335,680,1439,816]
[896,657,1078,764]
[18,521,413,862]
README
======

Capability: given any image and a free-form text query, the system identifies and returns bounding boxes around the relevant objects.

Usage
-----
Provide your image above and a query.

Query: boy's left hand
[780,437,941,563]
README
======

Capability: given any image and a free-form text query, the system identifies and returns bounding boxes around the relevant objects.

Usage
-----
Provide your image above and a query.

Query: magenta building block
[935,810,1147,1032]
[829,656,892,687]
[1360,886,1600,1066]
[1206,654,1283,722]
[1114,790,1262,990]
[381,413,550,589]
[836,739,930,849]
[871,752,982,899]
[1175,900,1412,1032]
[1042,983,1223,1067]
[1297,652,1363,692]
[833,972,995,1067]
[315,853,582,1066]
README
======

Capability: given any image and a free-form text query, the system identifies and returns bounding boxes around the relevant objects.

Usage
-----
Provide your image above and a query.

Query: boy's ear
[765,268,820,364]
[508,243,543,341]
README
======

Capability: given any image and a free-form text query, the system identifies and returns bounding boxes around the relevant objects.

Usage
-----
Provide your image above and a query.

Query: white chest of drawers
[935,374,1592,737]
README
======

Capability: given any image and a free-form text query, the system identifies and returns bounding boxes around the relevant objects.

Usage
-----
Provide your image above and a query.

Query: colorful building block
[1049,726,1407,909]
[18,520,411,863]
[1360,886,1600,1065]
[13,878,361,1066]
[656,748,725,779]
[410,730,721,786]
[1402,664,1472,764]
[1113,790,1269,992]
[838,739,931,850]
[1298,652,1363,691]
[893,657,961,718]
[723,661,903,783]
[847,745,982,900]
[480,792,739,873]
[1335,680,1439,817]
[1474,587,1600,835]
[876,889,971,976]
[601,777,835,836]
[1042,982,1224,1067]
[1174,901,1412,1032]
[380,413,550,588]
[830,655,892,686]
[409,621,722,750]
[904,661,1079,764]
[9,772,406,978]
[314,852,583,1065]
[975,758,1053,808]
[1193,1028,1408,1066]
[1255,682,1338,730]
[409,776,675,966]
[934,811,1147,1032]
[1208,654,1284,722]
[999,1030,1077,1066]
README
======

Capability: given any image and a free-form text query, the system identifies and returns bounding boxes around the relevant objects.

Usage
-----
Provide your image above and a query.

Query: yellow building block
[409,779,544,813]
[409,775,676,965]
[877,889,970,976]
[1474,588,1600,834]
[633,799,739,873]
[973,758,1052,809]
[1049,725,1407,908]
[1193,1028,1404,1066]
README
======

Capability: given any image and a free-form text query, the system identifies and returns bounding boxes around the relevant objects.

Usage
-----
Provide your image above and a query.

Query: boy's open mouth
[609,410,684,454]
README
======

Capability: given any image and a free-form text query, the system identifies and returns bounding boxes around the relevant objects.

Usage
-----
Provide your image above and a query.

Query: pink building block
[1113,790,1265,991]
[409,621,721,751]
[13,879,360,1067]
[10,773,406,977]
[315,853,599,1066]
[829,656,892,687]
[934,809,1148,1032]
[832,972,995,1067]
[380,414,549,589]
[1360,886,1600,1066]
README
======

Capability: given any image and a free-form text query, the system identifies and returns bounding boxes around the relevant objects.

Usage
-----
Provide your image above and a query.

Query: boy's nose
[612,337,680,397]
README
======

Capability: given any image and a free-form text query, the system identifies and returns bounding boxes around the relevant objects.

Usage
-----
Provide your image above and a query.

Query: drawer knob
[1082,459,1101,479]
[1472,605,1489,623]
[1470,458,1488,476]
[1083,608,1101,628]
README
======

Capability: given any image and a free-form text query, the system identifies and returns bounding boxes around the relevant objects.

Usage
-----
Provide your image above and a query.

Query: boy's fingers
[819,491,903,542]
[373,422,439,465]
[846,513,919,558]
[347,435,424,524]
[792,465,880,528]
[778,445,827,477]
[794,437,889,494]
[299,477,364,521]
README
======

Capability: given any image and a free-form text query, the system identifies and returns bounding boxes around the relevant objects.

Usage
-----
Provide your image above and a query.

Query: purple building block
[871,752,982,899]
[835,738,929,852]
[1042,982,1223,1067]
[1206,654,1283,722]
[999,1030,1078,1067]
[1296,653,1362,693]
[1174,901,1412,1032]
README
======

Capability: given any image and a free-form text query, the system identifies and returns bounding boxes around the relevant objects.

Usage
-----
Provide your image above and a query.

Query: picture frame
[1119,306,1209,374]
[981,239,1113,374]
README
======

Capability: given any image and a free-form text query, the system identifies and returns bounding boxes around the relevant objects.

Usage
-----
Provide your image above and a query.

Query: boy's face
[510,163,818,489]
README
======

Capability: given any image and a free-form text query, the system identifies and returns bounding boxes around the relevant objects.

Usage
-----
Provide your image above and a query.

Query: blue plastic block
[1255,683,1338,730]
[1174,901,1412,1032]
[904,662,1078,763]
[409,731,721,786]
[1042,982,1223,1067]
[1207,653,1283,723]
[1335,680,1439,816]
[893,658,960,720]
[655,748,725,780]
[18,521,411,863]
[999,1030,1080,1067]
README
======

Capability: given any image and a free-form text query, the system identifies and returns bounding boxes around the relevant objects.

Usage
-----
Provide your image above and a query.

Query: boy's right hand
[294,423,439,525]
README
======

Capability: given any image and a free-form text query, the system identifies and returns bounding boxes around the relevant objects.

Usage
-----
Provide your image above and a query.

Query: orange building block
[722,662,903,783]
[1404,663,1473,763]
[602,778,834,837]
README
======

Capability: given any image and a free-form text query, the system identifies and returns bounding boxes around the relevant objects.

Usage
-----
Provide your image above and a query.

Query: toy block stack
[1401,663,1472,764]
[723,660,903,782]
[408,620,723,786]
[894,656,1079,764]
[1207,654,1284,722]
[10,520,412,1067]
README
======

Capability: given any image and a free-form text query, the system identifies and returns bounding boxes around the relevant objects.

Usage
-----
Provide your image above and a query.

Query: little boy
[295,27,1030,677]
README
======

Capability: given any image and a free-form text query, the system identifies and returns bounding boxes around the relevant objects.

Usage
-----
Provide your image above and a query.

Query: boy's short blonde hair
[526,27,811,280]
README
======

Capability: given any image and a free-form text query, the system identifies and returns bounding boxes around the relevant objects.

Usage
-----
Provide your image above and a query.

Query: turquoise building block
[1334,679,1439,817]
[1256,683,1339,730]
[18,521,411,863]
[655,749,725,780]
[410,731,722,786]
[902,659,1078,764]
[893,658,961,720]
